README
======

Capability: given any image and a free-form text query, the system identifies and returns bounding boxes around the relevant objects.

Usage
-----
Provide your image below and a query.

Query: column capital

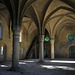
[39,34,44,42]
[13,30,20,36]
[50,38,55,40]
[50,38,55,45]
[39,34,44,36]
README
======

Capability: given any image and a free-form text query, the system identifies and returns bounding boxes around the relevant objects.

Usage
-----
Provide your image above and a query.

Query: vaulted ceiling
[0,0,75,37]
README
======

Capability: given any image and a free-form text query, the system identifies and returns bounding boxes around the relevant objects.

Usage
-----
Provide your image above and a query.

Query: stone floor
[0,59,75,75]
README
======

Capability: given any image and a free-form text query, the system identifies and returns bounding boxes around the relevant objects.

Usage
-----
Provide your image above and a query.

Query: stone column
[34,44,37,58]
[50,38,55,59]
[12,30,20,69]
[39,35,44,62]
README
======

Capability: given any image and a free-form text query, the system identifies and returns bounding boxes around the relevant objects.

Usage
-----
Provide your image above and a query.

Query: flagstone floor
[0,59,75,75]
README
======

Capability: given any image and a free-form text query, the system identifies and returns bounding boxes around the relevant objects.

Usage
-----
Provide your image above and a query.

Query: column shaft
[12,30,20,68]
[39,35,44,61]
[50,39,55,59]
[34,44,37,58]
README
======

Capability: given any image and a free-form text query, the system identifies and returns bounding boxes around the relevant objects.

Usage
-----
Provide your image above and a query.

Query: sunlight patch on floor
[19,62,26,64]
[24,61,34,63]
[0,65,8,67]
[41,65,75,71]
[50,60,75,63]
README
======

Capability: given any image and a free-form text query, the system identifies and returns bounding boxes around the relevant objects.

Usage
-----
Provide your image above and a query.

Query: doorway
[69,46,75,58]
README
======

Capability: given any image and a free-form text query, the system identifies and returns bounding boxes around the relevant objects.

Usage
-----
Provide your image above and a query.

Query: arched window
[1,46,3,55]
[67,33,74,41]
[0,23,2,39]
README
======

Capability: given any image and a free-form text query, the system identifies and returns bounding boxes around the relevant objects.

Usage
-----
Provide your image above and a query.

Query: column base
[10,67,21,72]
[51,58,54,60]
[38,59,44,63]
[8,67,25,74]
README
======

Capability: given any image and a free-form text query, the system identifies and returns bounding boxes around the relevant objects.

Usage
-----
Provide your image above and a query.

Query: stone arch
[22,17,38,41]
[53,15,75,32]
[23,5,39,33]
[54,23,75,58]
[20,19,38,59]
[58,23,75,39]
[0,12,9,30]
[0,3,11,27]
[53,16,75,38]
[42,6,75,35]
[25,25,38,59]
[44,6,75,26]
[44,22,51,38]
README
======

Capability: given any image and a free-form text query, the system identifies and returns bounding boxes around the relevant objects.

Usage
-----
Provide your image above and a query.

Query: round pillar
[39,35,44,62]
[50,38,55,59]
[12,30,20,69]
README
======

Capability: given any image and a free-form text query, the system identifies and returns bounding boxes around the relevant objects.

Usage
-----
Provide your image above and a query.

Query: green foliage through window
[68,34,74,41]
[71,49,75,54]
[45,36,49,42]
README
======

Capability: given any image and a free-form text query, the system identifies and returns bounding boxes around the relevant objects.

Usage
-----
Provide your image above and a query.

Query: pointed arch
[44,6,75,27]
